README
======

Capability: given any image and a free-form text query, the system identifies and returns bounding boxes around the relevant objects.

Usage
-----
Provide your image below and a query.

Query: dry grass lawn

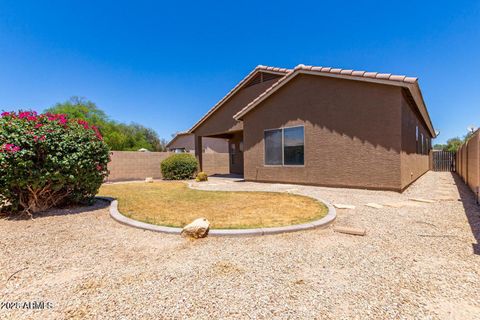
[98,181,327,228]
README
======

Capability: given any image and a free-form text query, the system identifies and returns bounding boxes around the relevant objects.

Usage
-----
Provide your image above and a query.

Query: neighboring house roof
[188,65,291,133]
[166,131,189,148]
[233,64,435,137]
[167,131,229,153]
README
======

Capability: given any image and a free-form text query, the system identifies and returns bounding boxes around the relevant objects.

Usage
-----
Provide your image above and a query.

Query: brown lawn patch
[98,182,327,229]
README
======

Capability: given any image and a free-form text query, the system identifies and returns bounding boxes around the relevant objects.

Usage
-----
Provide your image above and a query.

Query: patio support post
[195,135,203,171]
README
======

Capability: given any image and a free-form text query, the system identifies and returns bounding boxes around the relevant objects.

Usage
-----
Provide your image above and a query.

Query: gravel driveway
[1,172,479,319]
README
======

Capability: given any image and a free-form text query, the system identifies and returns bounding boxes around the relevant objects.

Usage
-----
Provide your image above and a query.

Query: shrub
[195,172,208,182]
[161,153,198,180]
[0,111,110,216]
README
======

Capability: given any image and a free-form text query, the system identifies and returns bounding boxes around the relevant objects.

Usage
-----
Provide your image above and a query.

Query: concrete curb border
[100,189,336,237]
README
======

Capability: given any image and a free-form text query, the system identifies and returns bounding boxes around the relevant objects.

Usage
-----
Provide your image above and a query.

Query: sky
[0,1,479,144]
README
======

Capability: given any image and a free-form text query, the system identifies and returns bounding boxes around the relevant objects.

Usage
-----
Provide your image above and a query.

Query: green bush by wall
[161,153,198,180]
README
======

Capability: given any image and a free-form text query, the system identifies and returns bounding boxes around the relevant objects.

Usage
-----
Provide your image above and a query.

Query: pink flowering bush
[0,111,110,215]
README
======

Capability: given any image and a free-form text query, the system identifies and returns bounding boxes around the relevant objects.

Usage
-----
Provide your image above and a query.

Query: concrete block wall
[456,130,480,199]
[107,151,229,182]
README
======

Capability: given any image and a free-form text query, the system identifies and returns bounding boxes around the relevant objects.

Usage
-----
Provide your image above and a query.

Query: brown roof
[234,64,435,137]
[188,64,435,138]
[166,131,189,148]
[188,65,290,133]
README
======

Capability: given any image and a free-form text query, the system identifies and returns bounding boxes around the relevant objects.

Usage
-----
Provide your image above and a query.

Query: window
[230,143,236,165]
[264,126,304,166]
[416,125,419,153]
[283,127,305,165]
[265,129,282,165]
[421,133,424,154]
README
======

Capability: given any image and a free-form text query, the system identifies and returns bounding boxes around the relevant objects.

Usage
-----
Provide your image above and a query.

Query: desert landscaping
[1,172,479,319]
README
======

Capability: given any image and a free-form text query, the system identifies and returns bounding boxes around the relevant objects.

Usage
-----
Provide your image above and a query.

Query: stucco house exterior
[188,64,435,191]
[166,132,228,154]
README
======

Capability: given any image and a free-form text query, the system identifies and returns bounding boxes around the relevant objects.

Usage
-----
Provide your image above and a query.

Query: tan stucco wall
[193,78,280,136]
[242,74,404,191]
[168,134,228,153]
[400,93,431,189]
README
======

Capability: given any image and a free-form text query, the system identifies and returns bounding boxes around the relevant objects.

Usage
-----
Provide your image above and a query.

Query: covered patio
[194,130,244,175]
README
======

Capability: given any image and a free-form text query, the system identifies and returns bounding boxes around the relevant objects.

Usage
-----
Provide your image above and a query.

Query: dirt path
[1,172,479,319]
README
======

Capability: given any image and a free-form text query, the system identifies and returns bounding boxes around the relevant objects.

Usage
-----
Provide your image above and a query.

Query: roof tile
[188,65,291,132]
[364,72,378,78]
[234,64,424,122]
[404,77,418,83]
[376,73,392,79]
[351,71,365,76]
[194,63,427,134]
[340,69,353,75]
[389,75,406,81]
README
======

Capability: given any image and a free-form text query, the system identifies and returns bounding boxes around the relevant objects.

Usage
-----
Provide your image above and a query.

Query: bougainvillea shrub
[0,111,110,215]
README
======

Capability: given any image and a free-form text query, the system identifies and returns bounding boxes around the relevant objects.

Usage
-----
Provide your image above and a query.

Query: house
[188,64,435,191]
[167,132,228,154]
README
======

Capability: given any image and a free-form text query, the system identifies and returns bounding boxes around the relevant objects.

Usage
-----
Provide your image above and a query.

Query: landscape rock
[181,218,210,238]
[409,197,435,204]
[333,204,356,209]
[333,226,366,236]
[365,202,383,209]
[145,177,154,183]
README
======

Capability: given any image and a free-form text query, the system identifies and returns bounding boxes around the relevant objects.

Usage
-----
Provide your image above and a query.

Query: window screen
[264,129,282,165]
[283,127,304,165]
[421,133,424,154]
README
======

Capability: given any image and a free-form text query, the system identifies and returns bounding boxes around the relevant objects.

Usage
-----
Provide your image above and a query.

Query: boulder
[333,226,366,236]
[145,177,154,183]
[181,218,210,238]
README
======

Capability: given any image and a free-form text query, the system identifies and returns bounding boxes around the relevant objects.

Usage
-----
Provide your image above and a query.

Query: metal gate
[432,151,456,172]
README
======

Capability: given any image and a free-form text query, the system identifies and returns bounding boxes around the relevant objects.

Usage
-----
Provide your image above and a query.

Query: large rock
[181,218,210,238]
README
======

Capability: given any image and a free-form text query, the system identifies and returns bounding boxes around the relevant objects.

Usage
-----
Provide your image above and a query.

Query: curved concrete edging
[100,184,336,237]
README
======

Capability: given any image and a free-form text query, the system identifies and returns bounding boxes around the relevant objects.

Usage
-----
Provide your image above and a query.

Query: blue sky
[0,1,479,144]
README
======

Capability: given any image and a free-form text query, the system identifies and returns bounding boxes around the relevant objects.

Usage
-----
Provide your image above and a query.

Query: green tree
[45,97,167,151]
[443,137,463,152]
[433,144,446,151]
[46,96,108,127]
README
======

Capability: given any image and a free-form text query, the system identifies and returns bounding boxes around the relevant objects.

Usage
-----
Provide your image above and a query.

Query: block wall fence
[456,130,480,200]
[106,151,229,182]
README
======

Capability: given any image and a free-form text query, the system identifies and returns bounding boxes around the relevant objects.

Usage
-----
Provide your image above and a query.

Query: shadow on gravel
[1,197,111,221]
[453,173,480,255]
[209,173,245,182]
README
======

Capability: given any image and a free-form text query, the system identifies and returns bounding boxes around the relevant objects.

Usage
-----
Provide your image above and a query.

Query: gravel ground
[1,172,479,319]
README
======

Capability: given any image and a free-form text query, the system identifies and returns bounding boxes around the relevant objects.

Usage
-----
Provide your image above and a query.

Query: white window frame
[264,125,305,167]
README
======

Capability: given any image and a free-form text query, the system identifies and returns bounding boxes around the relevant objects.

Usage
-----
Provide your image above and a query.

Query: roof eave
[188,66,290,134]
[166,132,190,148]
[234,69,435,138]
